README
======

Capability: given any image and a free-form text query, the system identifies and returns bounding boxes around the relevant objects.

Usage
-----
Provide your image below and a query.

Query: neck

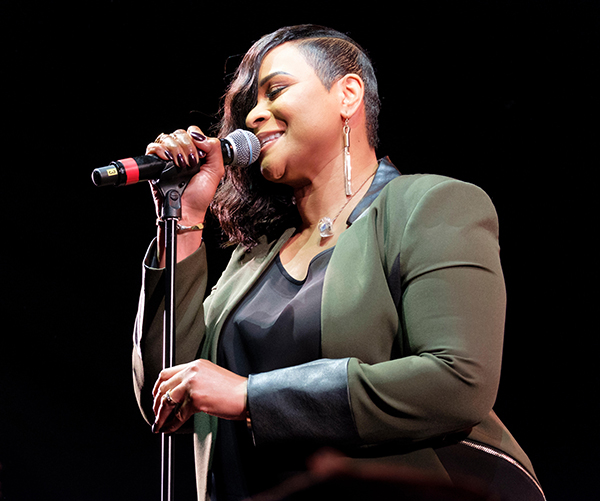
[293,148,378,230]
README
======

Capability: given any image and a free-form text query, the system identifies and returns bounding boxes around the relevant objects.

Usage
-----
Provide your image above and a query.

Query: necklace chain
[318,166,378,238]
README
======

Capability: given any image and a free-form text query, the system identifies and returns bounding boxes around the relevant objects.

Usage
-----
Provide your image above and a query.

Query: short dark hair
[212,25,380,249]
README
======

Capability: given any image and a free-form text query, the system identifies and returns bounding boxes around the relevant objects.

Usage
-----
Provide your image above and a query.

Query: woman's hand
[151,359,248,434]
[146,126,225,263]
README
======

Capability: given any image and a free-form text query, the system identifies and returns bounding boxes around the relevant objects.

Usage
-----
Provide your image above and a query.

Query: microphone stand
[154,161,200,501]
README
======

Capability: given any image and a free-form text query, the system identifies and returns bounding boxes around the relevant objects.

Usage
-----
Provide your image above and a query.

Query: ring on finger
[165,389,178,406]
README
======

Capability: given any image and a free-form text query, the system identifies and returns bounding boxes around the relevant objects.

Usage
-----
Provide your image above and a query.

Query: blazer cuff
[247,358,359,447]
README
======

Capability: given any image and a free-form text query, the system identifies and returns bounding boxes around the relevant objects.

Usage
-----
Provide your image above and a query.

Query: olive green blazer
[133,159,540,500]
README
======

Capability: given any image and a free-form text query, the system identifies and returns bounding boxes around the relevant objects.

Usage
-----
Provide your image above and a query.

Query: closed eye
[265,85,286,100]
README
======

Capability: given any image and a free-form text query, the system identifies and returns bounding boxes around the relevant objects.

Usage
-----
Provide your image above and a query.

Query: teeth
[260,132,282,147]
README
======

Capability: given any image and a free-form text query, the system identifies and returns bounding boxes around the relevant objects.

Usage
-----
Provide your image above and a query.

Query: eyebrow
[259,71,292,88]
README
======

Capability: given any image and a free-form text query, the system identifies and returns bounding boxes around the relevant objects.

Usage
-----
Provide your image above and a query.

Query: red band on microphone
[120,158,140,185]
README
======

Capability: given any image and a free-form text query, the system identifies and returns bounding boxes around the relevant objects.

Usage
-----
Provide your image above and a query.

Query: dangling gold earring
[343,118,352,196]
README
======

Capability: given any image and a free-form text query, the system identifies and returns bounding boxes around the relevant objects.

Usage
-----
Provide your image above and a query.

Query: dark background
[1,1,598,499]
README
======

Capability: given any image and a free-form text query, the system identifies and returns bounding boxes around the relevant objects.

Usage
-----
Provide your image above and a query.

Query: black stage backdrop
[1,1,597,500]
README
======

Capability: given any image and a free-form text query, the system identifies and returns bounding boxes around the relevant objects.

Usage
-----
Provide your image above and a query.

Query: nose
[245,101,271,130]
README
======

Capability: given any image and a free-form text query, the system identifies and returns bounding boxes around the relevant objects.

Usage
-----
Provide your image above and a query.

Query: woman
[132,25,545,501]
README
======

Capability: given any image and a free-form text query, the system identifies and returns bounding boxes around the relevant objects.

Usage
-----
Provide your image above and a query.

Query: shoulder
[377,174,497,224]
[360,173,500,265]
[383,173,489,200]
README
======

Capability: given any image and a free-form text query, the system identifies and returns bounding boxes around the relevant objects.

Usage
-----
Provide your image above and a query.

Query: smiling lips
[258,131,283,150]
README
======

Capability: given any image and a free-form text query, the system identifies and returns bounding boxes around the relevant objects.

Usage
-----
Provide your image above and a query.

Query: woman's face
[245,42,345,187]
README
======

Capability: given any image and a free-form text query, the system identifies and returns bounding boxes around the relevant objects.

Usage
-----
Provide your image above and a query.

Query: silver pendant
[318,217,334,238]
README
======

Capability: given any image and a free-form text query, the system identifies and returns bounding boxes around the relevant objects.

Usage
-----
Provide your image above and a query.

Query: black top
[213,247,334,500]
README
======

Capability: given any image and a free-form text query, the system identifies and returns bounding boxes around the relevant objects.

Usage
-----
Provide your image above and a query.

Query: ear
[336,73,365,120]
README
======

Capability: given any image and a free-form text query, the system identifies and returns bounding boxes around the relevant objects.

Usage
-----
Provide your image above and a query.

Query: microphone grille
[225,129,261,168]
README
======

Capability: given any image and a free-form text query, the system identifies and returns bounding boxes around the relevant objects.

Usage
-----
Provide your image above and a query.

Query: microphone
[91,129,260,187]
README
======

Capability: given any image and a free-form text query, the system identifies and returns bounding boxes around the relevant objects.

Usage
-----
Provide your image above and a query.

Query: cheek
[284,102,340,150]
[279,86,338,131]
[259,90,342,181]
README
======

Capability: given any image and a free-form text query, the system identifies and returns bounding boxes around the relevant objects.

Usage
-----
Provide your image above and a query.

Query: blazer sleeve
[349,179,506,444]
[247,178,506,448]
[132,240,208,425]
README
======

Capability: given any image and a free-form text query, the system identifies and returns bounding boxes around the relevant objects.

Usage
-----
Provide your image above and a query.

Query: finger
[146,130,188,167]
[153,384,186,433]
[152,370,180,419]
[153,385,177,421]
[172,129,200,168]
[187,133,226,187]
[152,370,167,399]
[145,140,175,163]
[187,125,208,158]
[160,132,188,168]
[157,398,191,434]
[153,379,177,416]
[152,365,182,398]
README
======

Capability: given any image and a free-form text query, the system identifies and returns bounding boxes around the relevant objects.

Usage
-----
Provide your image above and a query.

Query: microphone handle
[91,155,165,187]
[92,140,235,188]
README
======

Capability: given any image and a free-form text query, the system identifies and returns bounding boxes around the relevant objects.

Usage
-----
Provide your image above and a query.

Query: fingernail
[152,422,158,434]
[196,148,206,159]
[190,131,206,142]
[188,153,198,168]
[177,153,186,168]
[164,150,174,161]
